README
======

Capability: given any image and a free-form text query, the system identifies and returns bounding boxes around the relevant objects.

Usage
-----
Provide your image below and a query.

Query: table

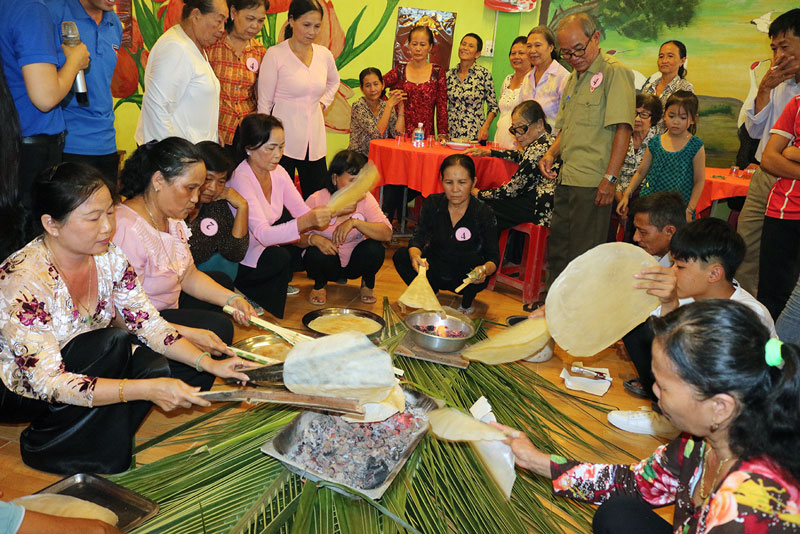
[369,139,518,197]
[696,167,752,214]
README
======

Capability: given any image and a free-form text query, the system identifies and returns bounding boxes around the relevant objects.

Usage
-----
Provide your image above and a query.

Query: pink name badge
[246,57,260,72]
[455,227,472,241]
[590,72,603,92]
[200,218,219,237]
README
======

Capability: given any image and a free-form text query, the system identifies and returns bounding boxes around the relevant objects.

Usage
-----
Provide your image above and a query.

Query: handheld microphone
[61,21,89,106]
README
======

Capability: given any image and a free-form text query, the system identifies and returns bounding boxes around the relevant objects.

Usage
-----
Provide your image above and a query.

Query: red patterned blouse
[383,62,448,138]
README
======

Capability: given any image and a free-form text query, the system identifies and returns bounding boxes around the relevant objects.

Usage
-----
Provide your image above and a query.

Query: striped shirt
[766,95,800,220]
[207,34,266,146]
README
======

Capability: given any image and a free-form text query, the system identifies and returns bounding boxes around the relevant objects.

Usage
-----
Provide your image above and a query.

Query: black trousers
[592,496,672,534]
[382,185,420,224]
[482,191,550,231]
[62,152,121,183]
[393,246,489,308]
[235,245,293,319]
[758,216,800,320]
[280,152,327,199]
[622,319,657,401]
[304,239,385,290]
[0,329,172,474]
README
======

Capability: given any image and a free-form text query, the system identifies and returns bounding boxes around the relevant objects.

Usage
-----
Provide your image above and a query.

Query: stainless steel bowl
[404,311,475,353]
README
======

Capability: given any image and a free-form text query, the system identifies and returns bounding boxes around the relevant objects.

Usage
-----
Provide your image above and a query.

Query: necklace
[698,445,733,501]
[142,196,181,275]
[45,241,96,324]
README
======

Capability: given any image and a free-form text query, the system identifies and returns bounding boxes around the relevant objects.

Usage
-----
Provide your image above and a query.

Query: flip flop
[360,286,377,304]
[309,288,326,306]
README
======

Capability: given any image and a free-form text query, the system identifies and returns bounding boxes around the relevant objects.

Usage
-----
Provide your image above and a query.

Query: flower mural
[111,0,400,134]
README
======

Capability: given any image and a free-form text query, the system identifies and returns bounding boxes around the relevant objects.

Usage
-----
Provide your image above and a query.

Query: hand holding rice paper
[428,408,509,441]
[545,243,660,357]
[462,317,551,364]
[326,162,381,216]
[398,262,445,315]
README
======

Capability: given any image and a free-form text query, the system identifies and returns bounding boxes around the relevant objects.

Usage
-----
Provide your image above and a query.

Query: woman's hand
[144,377,210,411]
[464,147,490,157]
[219,187,248,210]
[332,218,357,245]
[489,422,552,476]
[477,124,490,142]
[538,151,558,180]
[299,207,332,231]
[616,193,630,218]
[310,234,338,255]
[387,89,406,108]
[470,265,488,284]
[179,326,234,357]
[411,255,428,273]
[201,355,257,384]
[227,294,255,326]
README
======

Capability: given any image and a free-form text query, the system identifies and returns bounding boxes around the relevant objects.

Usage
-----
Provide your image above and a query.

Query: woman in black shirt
[393,154,499,315]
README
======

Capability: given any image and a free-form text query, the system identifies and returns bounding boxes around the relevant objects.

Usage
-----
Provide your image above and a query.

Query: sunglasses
[508,123,532,136]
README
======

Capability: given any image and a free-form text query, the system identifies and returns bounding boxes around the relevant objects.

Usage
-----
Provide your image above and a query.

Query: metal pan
[301,307,385,338]
[232,334,292,363]
[36,473,158,532]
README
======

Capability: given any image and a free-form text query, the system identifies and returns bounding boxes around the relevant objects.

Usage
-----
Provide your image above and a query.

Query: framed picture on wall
[393,8,457,70]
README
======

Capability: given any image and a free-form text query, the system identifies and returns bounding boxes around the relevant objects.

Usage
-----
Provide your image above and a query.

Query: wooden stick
[223,305,312,345]
[227,346,282,366]
[454,279,470,293]
[197,389,364,415]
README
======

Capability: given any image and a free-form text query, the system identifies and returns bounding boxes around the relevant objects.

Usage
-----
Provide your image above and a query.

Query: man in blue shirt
[0,0,89,211]
[47,0,123,181]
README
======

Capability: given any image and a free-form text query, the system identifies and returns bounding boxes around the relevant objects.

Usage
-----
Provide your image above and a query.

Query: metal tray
[233,333,292,363]
[301,307,385,338]
[36,473,158,532]
[261,388,441,500]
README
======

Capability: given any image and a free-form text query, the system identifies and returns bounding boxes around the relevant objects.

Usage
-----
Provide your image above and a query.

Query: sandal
[360,285,377,304]
[309,288,326,306]
[623,378,649,399]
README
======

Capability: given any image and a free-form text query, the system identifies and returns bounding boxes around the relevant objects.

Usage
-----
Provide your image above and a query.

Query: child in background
[617,91,705,222]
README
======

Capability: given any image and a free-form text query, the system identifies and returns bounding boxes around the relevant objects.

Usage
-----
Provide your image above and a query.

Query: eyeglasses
[508,123,532,136]
[561,37,592,58]
[635,111,652,119]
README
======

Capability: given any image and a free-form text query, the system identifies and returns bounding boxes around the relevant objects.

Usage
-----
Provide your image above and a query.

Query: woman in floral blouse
[641,40,695,133]
[446,33,498,142]
[347,67,405,157]
[466,100,558,229]
[496,300,800,534]
[0,163,253,474]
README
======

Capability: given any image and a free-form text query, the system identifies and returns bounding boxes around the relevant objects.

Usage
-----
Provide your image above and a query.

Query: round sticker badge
[200,218,219,236]
[455,227,472,241]
[246,57,260,72]
[590,72,603,92]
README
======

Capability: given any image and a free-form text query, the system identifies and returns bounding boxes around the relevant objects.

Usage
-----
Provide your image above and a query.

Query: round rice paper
[545,242,659,357]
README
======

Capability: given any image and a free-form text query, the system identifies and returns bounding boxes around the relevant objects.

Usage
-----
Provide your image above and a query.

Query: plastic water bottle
[412,123,425,148]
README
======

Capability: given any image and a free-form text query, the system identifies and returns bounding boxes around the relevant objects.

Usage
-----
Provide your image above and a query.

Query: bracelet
[686,207,695,213]
[225,294,242,307]
[195,352,210,372]
[119,379,128,403]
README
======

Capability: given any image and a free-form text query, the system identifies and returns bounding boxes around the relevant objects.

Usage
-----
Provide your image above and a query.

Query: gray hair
[557,13,597,39]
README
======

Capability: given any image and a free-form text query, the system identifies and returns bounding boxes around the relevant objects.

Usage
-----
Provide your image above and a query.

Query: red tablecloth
[696,167,752,214]
[369,139,518,197]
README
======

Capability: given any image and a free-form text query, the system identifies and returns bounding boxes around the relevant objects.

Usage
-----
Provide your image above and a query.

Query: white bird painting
[750,11,773,33]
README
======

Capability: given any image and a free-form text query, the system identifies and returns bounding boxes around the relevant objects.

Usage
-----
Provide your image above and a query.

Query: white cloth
[135,25,220,144]
[257,41,339,161]
[652,280,777,337]
[494,73,521,149]
[744,77,800,162]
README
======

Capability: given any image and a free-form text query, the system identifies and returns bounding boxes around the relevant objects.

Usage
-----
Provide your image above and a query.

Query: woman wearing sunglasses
[465,100,559,230]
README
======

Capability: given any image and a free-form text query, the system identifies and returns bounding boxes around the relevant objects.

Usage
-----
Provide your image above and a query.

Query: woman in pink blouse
[114,138,256,357]
[302,150,392,305]
[0,163,253,474]
[230,113,331,317]
[257,0,340,198]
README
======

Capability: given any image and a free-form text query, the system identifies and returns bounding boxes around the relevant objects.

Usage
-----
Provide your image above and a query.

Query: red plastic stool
[488,223,549,306]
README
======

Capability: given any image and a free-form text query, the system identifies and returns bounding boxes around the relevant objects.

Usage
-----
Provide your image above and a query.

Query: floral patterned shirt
[478,133,558,225]
[446,63,499,140]
[551,434,800,533]
[347,96,400,157]
[619,127,657,193]
[384,62,448,138]
[0,239,180,407]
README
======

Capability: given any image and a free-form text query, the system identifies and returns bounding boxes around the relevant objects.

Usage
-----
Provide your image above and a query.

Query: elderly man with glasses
[539,13,635,286]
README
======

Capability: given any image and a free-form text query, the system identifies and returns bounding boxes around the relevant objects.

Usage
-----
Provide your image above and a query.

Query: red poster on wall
[484,0,537,12]
[393,8,457,70]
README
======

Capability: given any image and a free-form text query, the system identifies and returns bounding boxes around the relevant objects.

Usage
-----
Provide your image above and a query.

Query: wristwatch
[604,174,617,184]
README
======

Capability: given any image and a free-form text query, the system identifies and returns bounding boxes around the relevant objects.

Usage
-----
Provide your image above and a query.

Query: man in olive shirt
[539,13,635,285]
